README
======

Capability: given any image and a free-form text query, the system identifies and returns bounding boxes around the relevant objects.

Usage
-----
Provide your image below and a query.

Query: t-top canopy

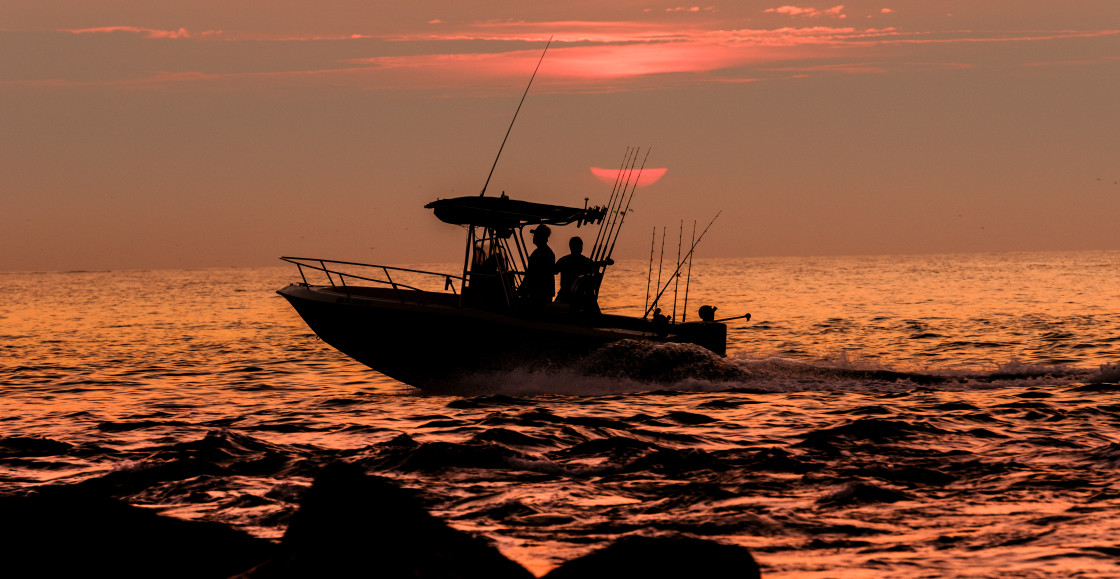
[426,195,605,229]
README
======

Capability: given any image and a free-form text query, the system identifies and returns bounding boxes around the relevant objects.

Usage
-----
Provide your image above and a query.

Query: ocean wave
[417,340,1110,396]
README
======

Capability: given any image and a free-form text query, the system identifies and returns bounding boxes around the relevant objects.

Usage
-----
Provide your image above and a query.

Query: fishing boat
[276,39,740,389]
[277,191,735,389]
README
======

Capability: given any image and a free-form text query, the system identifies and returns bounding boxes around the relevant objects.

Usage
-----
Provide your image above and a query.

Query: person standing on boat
[555,236,613,305]
[520,224,556,308]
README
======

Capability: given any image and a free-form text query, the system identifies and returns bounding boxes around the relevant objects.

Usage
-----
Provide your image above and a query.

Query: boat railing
[280,256,464,304]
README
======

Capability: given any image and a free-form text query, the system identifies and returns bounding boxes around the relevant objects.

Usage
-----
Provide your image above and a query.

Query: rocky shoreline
[2,462,761,578]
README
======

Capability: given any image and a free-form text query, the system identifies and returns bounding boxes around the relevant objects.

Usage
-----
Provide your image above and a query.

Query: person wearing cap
[519,224,555,307]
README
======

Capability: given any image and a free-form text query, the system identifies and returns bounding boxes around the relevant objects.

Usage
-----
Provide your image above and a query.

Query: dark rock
[0,485,273,579]
[236,461,533,578]
[544,535,761,579]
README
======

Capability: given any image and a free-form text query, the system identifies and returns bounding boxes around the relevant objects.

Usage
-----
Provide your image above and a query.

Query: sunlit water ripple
[2,251,1119,577]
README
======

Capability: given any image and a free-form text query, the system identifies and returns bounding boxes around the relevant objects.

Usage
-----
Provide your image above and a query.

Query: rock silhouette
[234,462,534,578]
[543,534,762,579]
[0,485,273,579]
[2,464,764,579]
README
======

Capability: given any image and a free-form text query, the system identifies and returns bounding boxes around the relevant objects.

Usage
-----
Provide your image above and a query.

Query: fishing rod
[600,148,650,264]
[593,148,640,262]
[480,36,553,197]
[593,147,631,251]
[644,226,655,316]
[596,148,639,261]
[592,147,634,256]
[643,210,721,319]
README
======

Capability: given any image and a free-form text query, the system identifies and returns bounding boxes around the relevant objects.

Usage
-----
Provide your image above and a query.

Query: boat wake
[422,340,1115,396]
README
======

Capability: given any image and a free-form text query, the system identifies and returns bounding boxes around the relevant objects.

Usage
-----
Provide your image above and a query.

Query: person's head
[569,236,584,255]
[531,225,551,246]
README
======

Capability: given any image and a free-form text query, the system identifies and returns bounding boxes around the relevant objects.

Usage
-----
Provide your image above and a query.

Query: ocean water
[3,251,1120,577]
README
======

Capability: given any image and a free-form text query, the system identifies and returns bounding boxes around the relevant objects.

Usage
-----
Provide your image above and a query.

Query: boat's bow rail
[281,256,463,302]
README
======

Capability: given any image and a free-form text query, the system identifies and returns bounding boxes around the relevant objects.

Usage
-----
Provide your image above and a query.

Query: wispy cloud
[387,22,889,48]
[664,6,713,13]
[63,26,219,39]
[10,20,1117,93]
[762,62,888,75]
[857,29,1120,47]
[350,26,891,86]
[765,5,846,19]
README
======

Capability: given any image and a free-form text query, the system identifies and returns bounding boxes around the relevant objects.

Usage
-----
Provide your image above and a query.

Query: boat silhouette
[277,193,729,389]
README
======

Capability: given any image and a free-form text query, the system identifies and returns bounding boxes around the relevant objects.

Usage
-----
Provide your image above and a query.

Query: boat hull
[277,284,725,389]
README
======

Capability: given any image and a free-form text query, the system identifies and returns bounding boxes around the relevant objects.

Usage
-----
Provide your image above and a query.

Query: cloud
[387,21,883,47]
[763,62,887,75]
[351,27,884,85]
[765,5,847,19]
[63,26,218,39]
[10,21,1118,93]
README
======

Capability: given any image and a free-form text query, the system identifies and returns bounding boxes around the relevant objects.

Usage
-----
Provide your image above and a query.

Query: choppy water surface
[3,251,1120,577]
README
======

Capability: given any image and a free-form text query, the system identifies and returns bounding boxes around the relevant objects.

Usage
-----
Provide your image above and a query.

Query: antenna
[480,36,553,197]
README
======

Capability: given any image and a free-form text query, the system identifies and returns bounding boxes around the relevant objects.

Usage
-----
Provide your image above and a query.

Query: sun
[590,167,667,187]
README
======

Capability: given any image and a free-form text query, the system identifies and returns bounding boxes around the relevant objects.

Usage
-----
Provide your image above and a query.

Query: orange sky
[3,1,1118,271]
